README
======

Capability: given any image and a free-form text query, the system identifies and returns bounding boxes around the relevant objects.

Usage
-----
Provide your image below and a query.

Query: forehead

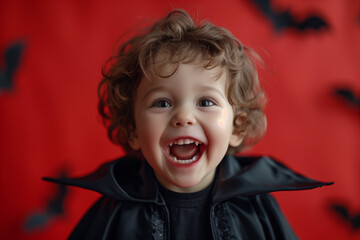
[136,62,230,102]
[144,50,227,81]
[144,46,225,77]
[144,62,227,87]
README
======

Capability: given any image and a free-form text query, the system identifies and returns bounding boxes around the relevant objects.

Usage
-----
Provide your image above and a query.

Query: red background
[0,0,359,239]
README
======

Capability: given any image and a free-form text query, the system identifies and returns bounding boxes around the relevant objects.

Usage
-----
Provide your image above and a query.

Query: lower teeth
[171,155,197,164]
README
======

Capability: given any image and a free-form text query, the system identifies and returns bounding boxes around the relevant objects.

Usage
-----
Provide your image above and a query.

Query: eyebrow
[142,86,168,101]
[141,85,227,101]
[198,85,227,99]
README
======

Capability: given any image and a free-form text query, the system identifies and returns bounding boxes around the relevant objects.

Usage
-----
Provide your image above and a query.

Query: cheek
[217,108,234,130]
[203,108,234,143]
[135,112,166,147]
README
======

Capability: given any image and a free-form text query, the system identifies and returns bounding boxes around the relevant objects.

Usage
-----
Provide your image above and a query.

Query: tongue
[170,143,198,160]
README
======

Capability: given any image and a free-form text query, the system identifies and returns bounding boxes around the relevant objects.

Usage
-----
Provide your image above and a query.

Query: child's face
[130,63,242,193]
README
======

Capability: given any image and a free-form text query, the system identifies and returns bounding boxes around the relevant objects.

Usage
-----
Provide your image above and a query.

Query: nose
[171,105,196,127]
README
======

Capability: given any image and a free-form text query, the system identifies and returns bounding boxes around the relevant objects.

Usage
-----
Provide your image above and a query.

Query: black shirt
[158,183,214,240]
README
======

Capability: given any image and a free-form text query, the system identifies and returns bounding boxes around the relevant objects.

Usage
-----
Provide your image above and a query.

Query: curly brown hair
[98,10,267,155]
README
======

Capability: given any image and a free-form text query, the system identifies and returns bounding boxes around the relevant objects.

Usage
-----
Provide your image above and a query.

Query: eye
[151,99,171,108]
[197,98,216,107]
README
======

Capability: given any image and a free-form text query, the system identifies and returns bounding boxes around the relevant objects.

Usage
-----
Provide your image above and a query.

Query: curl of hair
[98,10,267,155]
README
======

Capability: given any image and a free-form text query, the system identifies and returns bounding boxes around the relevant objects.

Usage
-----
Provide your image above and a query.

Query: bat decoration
[0,41,25,92]
[330,203,360,231]
[334,87,360,109]
[330,86,359,232]
[24,169,68,232]
[251,0,329,31]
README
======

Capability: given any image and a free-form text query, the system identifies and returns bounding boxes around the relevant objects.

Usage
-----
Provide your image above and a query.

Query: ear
[229,112,245,147]
[128,131,141,150]
[229,132,243,147]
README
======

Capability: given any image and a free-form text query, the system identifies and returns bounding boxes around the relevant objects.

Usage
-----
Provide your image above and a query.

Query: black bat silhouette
[24,169,68,231]
[334,88,360,109]
[330,203,360,230]
[0,41,25,91]
[251,0,329,31]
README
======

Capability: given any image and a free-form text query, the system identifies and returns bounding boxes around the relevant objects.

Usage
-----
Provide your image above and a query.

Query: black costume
[44,155,332,240]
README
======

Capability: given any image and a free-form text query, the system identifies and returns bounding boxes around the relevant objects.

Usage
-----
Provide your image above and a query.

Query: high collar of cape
[44,155,332,204]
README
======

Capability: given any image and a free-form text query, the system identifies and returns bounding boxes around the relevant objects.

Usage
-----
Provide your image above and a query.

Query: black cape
[44,155,332,239]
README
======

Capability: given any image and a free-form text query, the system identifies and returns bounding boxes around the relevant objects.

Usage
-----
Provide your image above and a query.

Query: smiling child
[130,63,239,193]
[45,10,332,240]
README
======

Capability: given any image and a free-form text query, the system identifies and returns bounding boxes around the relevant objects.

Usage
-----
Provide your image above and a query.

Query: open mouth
[165,138,205,165]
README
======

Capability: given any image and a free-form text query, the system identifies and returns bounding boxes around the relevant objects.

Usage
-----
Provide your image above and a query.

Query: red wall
[0,0,359,239]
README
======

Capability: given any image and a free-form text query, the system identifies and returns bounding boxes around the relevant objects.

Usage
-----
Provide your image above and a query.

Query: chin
[171,178,204,191]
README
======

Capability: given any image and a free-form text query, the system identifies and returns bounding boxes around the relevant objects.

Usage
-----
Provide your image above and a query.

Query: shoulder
[69,196,157,240]
[216,193,298,240]
[69,197,117,240]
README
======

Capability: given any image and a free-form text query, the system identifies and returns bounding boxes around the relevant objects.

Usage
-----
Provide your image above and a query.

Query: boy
[45,10,331,239]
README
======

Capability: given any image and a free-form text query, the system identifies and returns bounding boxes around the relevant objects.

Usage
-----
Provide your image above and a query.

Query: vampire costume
[44,155,332,240]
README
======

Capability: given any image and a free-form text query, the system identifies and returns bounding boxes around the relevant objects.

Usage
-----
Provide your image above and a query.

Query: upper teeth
[169,139,200,147]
